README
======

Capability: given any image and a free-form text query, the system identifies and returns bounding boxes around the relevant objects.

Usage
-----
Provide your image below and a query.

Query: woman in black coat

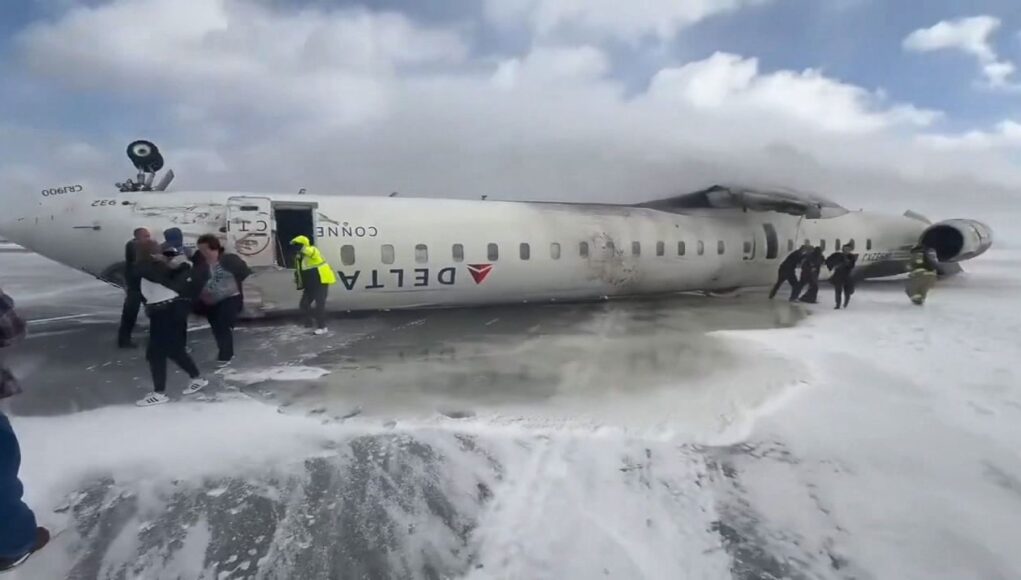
[190,234,251,366]
[135,240,207,406]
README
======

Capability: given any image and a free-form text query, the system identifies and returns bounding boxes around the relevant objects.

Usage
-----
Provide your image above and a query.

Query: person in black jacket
[190,234,251,366]
[117,227,151,348]
[769,242,811,301]
[135,240,207,407]
[826,244,858,309]
[798,246,825,303]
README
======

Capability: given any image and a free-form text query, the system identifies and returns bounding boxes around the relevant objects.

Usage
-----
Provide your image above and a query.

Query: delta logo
[467,263,493,285]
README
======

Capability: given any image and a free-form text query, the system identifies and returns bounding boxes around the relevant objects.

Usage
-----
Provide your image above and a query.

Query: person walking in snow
[135,240,208,406]
[190,234,251,366]
[769,241,811,301]
[798,246,825,303]
[826,243,858,309]
[290,235,336,334]
[0,288,50,572]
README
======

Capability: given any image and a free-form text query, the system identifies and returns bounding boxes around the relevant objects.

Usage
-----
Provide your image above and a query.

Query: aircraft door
[226,196,275,267]
[742,233,756,260]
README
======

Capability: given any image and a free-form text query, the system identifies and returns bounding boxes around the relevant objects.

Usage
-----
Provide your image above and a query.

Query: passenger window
[697,241,705,256]
[656,241,665,256]
[848,239,855,250]
[717,240,725,255]
[678,241,686,256]
[452,243,464,262]
[488,243,499,261]
[580,241,589,257]
[820,240,827,252]
[381,244,395,265]
[606,241,615,254]
[788,239,794,252]
[415,244,428,264]
[550,242,561,260]
[632,241,641,256]
[743,241,752,254]
[836,239,841,250]
[866,239,873,250]
[520,243,530,260]
[341,245,356,266]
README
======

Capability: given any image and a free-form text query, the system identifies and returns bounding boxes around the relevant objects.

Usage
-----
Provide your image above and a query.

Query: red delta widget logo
[334,263,494,290]
[467,264,493,285]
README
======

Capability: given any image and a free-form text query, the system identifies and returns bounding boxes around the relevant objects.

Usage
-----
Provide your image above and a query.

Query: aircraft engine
[919,219,993,262]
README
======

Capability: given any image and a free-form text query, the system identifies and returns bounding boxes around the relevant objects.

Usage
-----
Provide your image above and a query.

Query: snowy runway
[3,243,1021,579]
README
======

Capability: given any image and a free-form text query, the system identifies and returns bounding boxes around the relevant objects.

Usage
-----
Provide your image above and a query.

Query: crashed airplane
[0,141,994,315]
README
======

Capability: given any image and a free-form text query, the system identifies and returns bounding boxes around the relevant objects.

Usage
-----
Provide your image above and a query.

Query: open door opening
[274,206,316,268]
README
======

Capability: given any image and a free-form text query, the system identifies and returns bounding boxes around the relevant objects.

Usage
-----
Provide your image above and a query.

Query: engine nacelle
[920,219,993,262]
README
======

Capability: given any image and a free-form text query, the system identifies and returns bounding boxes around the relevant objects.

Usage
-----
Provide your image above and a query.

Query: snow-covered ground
[4,214,1021,579]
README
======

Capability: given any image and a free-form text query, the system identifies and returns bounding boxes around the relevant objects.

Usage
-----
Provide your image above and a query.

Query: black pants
[117,288,142,345]
[206,295,241,362]
[833,280,854,308]
[769,270,800,301]
[146,300,200,393]
[799,271,820,303]
[299,284,329,329]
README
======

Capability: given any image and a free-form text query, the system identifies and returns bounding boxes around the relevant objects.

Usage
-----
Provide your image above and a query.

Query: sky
[2,0,1021,208]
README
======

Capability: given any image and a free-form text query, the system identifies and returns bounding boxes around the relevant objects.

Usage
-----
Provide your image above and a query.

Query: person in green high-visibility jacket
[905,244,939,306]
[290,235,336,334]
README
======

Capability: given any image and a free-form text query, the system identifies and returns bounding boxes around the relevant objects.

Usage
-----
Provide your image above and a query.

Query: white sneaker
[216,360,232,369]
[183,378,208,395]
[313,328,328,336]
[136,392,169,407]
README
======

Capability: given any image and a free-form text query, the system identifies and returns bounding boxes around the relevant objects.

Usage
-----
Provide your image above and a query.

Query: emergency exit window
[697,241,705,256]
[415,244,428,264]
[520,243,530,260]
[341,245,356,266]
[717,241,725,255]
[488,243,499,261]
[550,243,561,259]
[579,241,589,257]
[678,241,686,256]
[381,244,395,265]
[656,241,665,256]
[632,241,641,256]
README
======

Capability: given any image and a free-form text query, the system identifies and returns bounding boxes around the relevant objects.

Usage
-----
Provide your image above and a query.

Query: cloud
[903,16,1016,88]
[3,0,1021,218]
[17,0,469,128]
[646,52,939,134]
[919,120,1021,151]
[485,0,769,43]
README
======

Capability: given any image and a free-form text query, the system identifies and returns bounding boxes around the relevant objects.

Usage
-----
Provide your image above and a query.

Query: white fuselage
[0,189,925,313]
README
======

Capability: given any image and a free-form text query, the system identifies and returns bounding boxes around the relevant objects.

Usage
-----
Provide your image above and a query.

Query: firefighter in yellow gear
[905,244,939,306]
[290,236,336,333]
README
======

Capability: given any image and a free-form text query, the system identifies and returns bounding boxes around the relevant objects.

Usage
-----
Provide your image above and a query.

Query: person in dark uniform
[769,241,811,301]
[798,246,825,303]
[826,244,858,309]
[117,227,151,348]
